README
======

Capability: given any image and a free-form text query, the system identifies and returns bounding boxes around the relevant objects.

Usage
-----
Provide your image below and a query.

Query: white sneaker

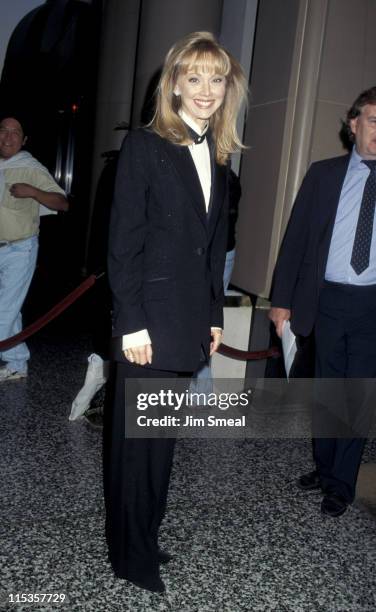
[0,366,27,381]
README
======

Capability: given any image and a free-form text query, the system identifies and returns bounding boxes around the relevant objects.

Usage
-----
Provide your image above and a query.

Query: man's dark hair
[0,111,29,136]
[344,86,376,143]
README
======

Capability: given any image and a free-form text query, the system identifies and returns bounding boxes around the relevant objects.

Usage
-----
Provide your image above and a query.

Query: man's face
[350,104,376,159]
[0,117,25,159]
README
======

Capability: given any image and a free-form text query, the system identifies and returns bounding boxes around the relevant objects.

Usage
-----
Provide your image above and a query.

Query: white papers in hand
[281,320,297,378]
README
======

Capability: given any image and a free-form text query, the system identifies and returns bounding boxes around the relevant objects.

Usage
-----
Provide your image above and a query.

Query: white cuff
[211,327,223,332]
[122,329,151,350]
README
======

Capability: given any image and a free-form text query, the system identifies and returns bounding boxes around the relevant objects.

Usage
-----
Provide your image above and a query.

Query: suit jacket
[108,128,228,371]
[271,153,351,336]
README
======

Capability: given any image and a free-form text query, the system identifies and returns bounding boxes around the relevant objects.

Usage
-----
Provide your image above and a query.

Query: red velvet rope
[0,274,96,351]
[0,273,280,361]
[218,343,280,361]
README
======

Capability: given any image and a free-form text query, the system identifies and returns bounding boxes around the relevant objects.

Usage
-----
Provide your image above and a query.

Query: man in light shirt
[0,116,68,381]
[269,87,376,518]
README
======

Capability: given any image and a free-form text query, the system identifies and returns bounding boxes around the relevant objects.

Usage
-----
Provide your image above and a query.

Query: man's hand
[9,182,36,198]
[210,328,223,356]
[268,307,291,338]
[123,344,153,366]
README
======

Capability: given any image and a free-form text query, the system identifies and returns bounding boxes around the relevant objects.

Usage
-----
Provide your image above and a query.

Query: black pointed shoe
[296,470,321,491]
[123,570,165,593]
[321,493,348,517]
[158,549,172,564]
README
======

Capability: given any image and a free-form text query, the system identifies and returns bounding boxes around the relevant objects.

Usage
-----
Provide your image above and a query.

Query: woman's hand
[210,328,223,356]
[123,344,153,365]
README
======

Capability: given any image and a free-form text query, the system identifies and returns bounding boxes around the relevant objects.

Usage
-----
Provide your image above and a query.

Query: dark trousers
[313,281,376,501]
[103,360,191,580]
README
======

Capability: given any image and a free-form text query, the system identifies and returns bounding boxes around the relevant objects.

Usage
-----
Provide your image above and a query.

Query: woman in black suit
[105,31,247,593]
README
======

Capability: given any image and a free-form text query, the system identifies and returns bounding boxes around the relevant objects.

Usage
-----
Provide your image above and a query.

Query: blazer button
[195,247,206,256]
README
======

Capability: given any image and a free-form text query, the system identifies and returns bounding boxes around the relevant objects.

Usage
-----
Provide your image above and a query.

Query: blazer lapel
[204,131,226,237]
[318,154,351,273]
[319,154,351,243]
[207,137,227,239]
[206,134,216,222]
[161,139,207,228]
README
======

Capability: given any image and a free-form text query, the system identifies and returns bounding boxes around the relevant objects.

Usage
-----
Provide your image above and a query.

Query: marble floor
[0,328,375,612]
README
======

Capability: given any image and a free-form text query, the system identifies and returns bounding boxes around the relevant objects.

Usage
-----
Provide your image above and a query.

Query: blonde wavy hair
[150,31,248,165]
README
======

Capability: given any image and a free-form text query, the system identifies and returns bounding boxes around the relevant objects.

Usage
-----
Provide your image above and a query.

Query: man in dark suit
[269,86,376,518]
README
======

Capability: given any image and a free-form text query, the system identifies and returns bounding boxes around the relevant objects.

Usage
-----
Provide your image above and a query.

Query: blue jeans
[0,236,38,372]
[191,249,236,393]
[223,248,235,296]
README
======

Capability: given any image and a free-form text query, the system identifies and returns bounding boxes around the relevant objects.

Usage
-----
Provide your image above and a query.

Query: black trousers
[103,360,191,580]
[313,281,376,502]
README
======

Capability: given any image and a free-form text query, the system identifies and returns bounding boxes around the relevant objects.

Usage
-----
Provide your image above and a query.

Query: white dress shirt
[181,110,211,210]
[325,147,376,285]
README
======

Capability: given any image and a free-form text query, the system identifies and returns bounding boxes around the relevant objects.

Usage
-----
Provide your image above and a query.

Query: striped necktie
[350,160,376,275]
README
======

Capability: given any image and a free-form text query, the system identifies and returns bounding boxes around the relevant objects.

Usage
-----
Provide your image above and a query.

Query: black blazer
[271,154,351,336]
[108,128,228,371]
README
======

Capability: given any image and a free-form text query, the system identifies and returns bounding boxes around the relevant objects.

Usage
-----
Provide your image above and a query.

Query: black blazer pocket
[143,277,173,301]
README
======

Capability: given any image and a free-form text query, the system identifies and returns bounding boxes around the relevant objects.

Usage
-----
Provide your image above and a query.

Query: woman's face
[174,68,226,129]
